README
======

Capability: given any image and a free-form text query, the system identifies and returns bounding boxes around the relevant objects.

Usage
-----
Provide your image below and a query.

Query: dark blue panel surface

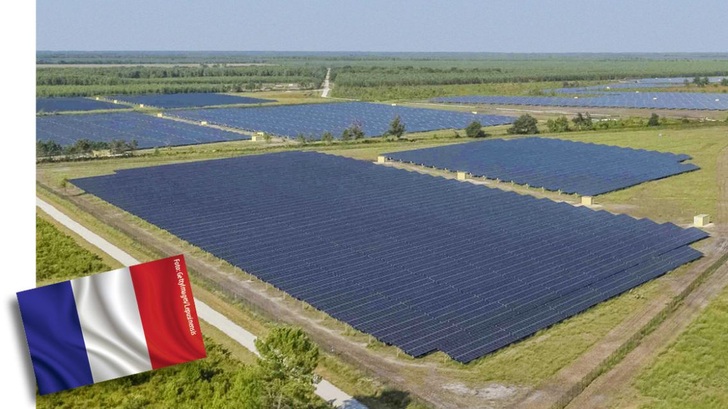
[106,93,273,109]
[37,112,250,148]
[37,97,126,113]
[432,92,728,110]
[386,138,699,196]
[169,102,515,139]
[71,152,707,363]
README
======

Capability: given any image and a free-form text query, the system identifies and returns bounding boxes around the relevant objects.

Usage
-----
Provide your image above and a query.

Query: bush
[647,113,660,127]
[507,114,539,135]
[465,121,487,138]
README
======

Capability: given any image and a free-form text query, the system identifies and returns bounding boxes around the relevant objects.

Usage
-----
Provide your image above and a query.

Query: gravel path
[321,68,331,98]
[36,197,365,409]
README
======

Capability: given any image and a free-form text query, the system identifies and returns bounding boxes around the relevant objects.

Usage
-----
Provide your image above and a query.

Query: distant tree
[507,114,539,135]
[296,133,307,145]
[683,78,691,87]
[321,131,334,144]
[546,116,571,133]
[109,139,126,155]
[36,140,63,157]
[647,113,660,127]
[70,139,93,155]
[342,120,365,141]
[255,327,320,409]
[721,78,728,86]
[263,133,272,143]
[387,115,406,140]
[572,112,594,131]
[465,121,486,138]
[693,76,709,87]
[60,177,69,192]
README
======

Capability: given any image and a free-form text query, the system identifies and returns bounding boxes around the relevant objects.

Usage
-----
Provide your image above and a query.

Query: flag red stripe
[129,255,206,369]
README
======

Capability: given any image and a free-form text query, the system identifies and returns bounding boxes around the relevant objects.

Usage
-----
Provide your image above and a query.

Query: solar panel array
[385,138,699,196]
[71,152,707,363]
[432,92,728,110]
[37,112,249,148]
[553,76,727,93]
[169,102,515,139]
[106,93,274,109]
[36,97,127,113]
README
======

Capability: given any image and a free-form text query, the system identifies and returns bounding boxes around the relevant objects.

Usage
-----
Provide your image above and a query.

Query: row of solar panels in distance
[385,137,699,196]
[36,93,273,112]
[432,92,728,110]
[168,102,515,139]
[552,76,727,93]
[71,152,707,362]
[37,112,249,148]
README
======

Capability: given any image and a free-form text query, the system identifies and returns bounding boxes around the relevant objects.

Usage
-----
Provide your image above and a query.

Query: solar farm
[385,137,700,196]
[106,92,274,109]
[36,97,127,113]
[169,102,515,139]
[34,54,728,409]
[37,112,249,148]
[432,92,728,110]
[70,152,708,363]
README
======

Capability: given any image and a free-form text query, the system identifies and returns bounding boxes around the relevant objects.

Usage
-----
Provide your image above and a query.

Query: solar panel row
[105,92,274,109]
[432,92,728,110]
[385,137,699,196]
[36,97,127,113]
[168,102,515,139]
[71,152,707,363]
[553,76,727,93]
[37,112,250,148]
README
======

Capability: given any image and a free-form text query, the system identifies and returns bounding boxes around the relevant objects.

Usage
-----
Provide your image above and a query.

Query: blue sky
[37,0,728,52]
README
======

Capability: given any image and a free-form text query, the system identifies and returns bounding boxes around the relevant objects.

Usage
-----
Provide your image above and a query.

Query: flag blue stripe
[17,281,94,395]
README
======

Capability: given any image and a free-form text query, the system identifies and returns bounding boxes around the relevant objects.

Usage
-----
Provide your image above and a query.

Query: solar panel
[106,93,274,109]
[71,152,707,363]
[36,97,127,113]
[168,102,515,139]
[385,137,699,196]
[37,112,250,148]
[432,92,728,110]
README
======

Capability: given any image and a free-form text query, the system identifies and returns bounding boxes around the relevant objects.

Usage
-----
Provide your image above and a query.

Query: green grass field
[607,276,728,409]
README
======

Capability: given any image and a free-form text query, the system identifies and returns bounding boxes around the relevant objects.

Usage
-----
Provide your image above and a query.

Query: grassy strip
[552,250,728,409]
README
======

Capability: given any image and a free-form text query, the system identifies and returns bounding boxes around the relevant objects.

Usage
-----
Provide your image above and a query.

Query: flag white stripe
[71,267,152,383]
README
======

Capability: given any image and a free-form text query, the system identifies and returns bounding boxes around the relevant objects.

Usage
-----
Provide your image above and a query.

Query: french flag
[17,255,206,395]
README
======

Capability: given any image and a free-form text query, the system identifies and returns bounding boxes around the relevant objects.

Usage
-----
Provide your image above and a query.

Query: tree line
[37,65,328,97]
[37,138,138,158]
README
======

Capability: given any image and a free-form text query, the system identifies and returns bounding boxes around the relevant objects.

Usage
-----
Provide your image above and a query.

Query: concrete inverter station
[72,152,707,363]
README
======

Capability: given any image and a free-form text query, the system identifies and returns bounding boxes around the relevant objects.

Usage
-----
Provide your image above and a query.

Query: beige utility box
[456,171,469,181]
[694,214,710,227]
[156,113,164,118]
[377,156,388,164]
[581,196,594,206]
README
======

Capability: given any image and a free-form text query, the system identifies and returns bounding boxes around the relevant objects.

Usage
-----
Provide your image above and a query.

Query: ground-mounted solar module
[432,92,728,110]
[71,152,707,363]
[37,97,127,113]
[168,102,515,139]
[553,76,727,93]
[106,92,274,109]
[37,112,250,149]
[385,137,699,196]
